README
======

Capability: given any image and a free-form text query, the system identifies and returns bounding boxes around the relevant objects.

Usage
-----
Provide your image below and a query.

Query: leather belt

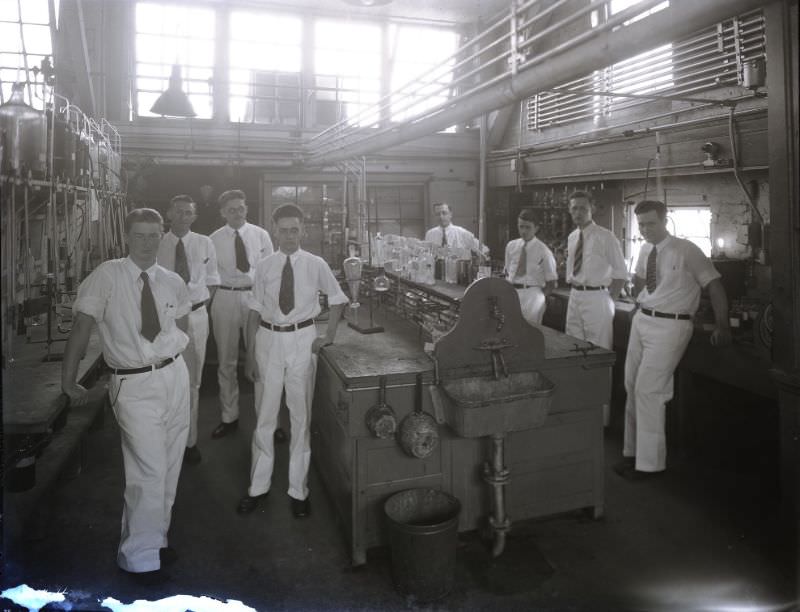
[191,302,205,311]
[260,319,314,332]
[218,285,252,291]
[640,307,692,321]
[111,354,180,375]
[571,284,606,291]
[512,283,540,289]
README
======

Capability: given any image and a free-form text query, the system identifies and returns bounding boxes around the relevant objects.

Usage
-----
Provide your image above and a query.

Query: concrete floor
[2,369,796,612]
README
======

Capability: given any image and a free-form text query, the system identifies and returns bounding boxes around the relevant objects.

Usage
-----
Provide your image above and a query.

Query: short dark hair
[634,200,667,219]
[168,194,195,211]
[517,208,539,225]
[433,202,452,212]
[272,203,305,223]
[218,189,246,208]
[568,190,592,202]
[125,208,163,234]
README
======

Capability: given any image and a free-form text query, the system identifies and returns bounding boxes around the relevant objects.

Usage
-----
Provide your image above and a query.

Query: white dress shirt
[566,222,628,286]
[635,235,720,315]
[74,257,190,368]
[504,237,557,287]
[424,224,481,252]
[157,230,220,304]
[210,222,274,287]
[248,248,349,325]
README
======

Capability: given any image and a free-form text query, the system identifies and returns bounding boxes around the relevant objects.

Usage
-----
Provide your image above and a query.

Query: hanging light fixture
[150,64,196,117]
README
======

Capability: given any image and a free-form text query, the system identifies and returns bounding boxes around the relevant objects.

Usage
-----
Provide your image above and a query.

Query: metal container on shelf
[50,107,78,180]
[0,83,48,177]
[76,122,92,179]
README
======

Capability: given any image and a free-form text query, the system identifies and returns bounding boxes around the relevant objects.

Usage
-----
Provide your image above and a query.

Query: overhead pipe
[309,0,659,158]
[305,0,766,167]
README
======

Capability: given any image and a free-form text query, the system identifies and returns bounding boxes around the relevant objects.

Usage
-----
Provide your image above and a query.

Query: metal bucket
[384,488,461,602]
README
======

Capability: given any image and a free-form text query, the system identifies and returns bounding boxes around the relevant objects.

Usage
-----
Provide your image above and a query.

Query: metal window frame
[527,8,765,131]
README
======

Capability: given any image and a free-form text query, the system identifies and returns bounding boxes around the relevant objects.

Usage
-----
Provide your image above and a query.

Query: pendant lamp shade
[150,64,196,117]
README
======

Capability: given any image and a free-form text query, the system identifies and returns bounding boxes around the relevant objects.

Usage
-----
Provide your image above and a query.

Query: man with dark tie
[504,208,557,326]
[617,200,730,480]
[61,208,190,581]
[158,195,219,464]
[209,190,273,439]
[236,204,348,518]
[565,190,628,350]
[424,202,488,257]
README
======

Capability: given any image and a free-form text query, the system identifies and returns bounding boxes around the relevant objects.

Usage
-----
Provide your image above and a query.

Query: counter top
[3,331,103,434]
[320,308,614,388]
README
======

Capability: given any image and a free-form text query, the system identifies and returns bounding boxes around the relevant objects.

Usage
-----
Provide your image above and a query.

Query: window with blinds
[526,9,765,131]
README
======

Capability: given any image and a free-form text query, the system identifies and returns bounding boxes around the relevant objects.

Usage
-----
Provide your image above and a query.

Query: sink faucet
[488,296,505,332]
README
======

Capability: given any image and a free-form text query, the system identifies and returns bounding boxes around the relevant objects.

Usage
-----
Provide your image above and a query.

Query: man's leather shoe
[614,461,664,481]
[183,446,202,465]
[291,496,310,518]
[159,546,178,566]
[274,427,287,443]
[237,492,268,515]
[612,457,635,477]
[211,420,238,439]
[121,568,168,586]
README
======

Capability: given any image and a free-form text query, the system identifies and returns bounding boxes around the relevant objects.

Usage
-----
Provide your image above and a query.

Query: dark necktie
[174,238,190,283]
[572,230,584,277]
[279,255,294,315]
[515,240,528,278]
[441,228,447,247]
[235,230,250,273]
[646,246,658,293]
[140,272,161,342]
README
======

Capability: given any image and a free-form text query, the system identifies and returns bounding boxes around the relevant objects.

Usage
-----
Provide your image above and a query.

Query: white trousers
[110,357,190,572]
[623,312,694,472]
[183,305,208,448]
[211,289,263,423]
[249,325,317,501]
[516,287,546,326]
[565,288,615,350]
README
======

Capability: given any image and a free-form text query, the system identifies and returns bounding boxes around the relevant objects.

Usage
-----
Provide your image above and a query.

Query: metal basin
[431,371,554,438]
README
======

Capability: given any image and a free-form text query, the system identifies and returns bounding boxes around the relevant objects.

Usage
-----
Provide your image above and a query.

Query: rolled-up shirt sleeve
[607,234,628,280]
[205,238,221,287]
[246,259,266,312]
[685,242,721,288]
[73,264,111,322]
[318,261,349,306]
[542,248,558,282]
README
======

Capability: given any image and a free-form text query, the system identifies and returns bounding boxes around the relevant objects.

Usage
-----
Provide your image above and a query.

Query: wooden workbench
[3,332,103,435]
[311,304,615,566]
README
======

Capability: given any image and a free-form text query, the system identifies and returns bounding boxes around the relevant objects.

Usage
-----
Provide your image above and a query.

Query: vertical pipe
[63,183,71,288]
[23,182,31,301]
[479,113,488,252]
[655,130,663,205]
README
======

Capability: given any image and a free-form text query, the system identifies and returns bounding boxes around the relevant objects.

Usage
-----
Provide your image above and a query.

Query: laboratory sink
[431,371,554,438]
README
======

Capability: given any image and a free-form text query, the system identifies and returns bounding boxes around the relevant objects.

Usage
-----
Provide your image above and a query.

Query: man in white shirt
[158,195,220,464]
[565,191,628,350]
[237,204,348,518]
[209,190,274,439]
[61,208,190,581]
[618,200,731,480]
[424,202,488,257]
[504,209,557,326]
